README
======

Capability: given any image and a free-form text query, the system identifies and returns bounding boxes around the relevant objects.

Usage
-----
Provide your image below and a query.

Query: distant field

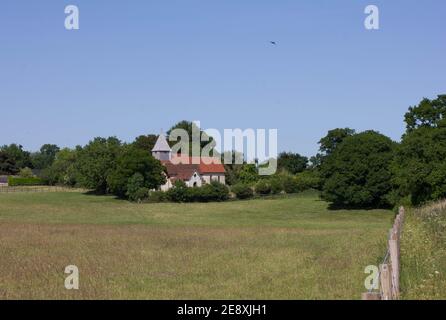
[0,191,392,299]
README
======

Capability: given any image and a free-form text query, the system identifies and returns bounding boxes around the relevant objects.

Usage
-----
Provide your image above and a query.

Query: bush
[269,177,283,194]
[167,181,190,202]
[148,190,168,203]
[255,180,271,195]
[195,181,229,202]
[295,170,321,191]
[126,173,148,202]
[282,175,300,194]
[7,176,46,186]
[19,167,34,178]
[232,183,254,200]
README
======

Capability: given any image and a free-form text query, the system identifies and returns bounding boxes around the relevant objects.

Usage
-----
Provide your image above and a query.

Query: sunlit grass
[0,191,392,299]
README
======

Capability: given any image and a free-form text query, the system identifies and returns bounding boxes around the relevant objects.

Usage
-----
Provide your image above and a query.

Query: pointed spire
[152,132,171,152]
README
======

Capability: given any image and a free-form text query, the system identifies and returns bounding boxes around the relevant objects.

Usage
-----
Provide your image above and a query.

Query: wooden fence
[0,186,86,193]
[362,206,405,300]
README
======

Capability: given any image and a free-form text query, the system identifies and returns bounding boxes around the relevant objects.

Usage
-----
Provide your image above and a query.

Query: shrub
[269,177,283,194]
[295,170,321,191]
[282,175,300,194]
[232,183,254,200]
[255,180,271,195]
[196,181,230,202]
[7,176,46,186]
[148,190,168,203]
[167,181,190,202]
[126,173,148,202]
[19,167,34,178]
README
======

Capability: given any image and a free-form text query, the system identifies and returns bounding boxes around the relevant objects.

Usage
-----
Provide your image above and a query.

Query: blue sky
[0,0,445,157]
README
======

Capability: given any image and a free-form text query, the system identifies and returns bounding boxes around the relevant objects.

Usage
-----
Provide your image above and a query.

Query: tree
[319,128,356,156]
[320,131,395,208]
[277,152,308,174]
[404,95,446,132]
[132,134,158,152]
[0,144,32,169]
[75,137,122,193]
[107,146,166,198]
[0,150,18,175]
[31,144,60,170]
[44,148,79,186]
[167,120,216,156]
[392,126,446,205]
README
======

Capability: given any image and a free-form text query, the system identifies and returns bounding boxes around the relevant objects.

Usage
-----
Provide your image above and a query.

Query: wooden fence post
[389,231,400,299]
[380,264,392,300]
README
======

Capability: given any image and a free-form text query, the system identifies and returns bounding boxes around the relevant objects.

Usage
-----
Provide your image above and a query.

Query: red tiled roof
[161,156,225,181]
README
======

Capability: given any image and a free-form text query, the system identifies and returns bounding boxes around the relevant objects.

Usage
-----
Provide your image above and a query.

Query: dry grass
[0,191,392,299]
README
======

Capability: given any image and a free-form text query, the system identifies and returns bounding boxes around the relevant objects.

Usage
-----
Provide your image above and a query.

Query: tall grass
[400,200,446,299]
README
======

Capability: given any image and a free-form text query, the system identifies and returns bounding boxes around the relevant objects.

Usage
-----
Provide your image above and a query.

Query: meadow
[0,191,393,299]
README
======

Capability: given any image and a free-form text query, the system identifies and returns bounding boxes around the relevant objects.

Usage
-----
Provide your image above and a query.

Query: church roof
[161,156,225,181]
[152,133,172,152]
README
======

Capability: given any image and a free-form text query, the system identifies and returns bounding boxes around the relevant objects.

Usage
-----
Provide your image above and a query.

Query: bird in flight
[270,41,277,45]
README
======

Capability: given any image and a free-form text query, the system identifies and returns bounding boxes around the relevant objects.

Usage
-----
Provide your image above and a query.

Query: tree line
[1,95,445,207]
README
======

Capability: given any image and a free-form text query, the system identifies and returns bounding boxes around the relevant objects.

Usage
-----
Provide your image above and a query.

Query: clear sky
[0,0,445,157]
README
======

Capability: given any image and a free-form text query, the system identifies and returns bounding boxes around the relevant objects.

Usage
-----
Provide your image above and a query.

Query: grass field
[0,191,393,299]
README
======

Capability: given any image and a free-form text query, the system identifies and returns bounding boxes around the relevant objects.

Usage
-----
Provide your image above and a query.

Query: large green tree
[107,146,166,198]
[44,147,80,186]
[320,131,396,208]
[75,137,122,193]
[393,94,446,205]
[0,144,32,169]
[0,150,18,175]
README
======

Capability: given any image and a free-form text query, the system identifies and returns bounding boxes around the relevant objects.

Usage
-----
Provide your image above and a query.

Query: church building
[151,133,226,191]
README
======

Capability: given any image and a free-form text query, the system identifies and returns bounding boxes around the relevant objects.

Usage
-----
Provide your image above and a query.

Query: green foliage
[8,176,46,186]
[190,181,230,202]
[167,120,216,156]
[404,95,446,132]
[392,126,446,205]
[19,167,34,178]
[148,190,168,203]
[282,175,300,194]
[269,176,284,194]
[277,152,308,174]
[255,180,272,195]
[319,128,356,156]
[132,134,158,152]
[126,173,149,202]
[237,164,259,185]
[232,183,254,200]
[75,137,122,194]
[31,144,60,170]
[107,146,166,198]
[44,148,79,186]
[0,144,32,170]
[320,131,395,208]
[166,180,189,202]
[0,151,19,175]
[295,170,322,191]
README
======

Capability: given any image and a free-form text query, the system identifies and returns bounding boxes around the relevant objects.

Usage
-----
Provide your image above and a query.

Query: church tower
[152,133,172,161]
